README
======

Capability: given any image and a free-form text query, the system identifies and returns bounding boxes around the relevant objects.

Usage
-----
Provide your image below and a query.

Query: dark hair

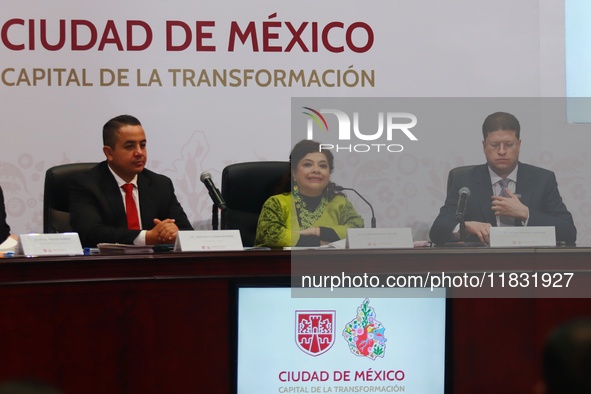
[482,112,520,140]
[102,115,142,149]
[543,317,591,394]
[278,140,342,200]
[290,140,334,173]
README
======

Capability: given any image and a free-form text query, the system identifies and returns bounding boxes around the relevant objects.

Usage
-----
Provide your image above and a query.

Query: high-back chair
[446,165,477,191]
[43,162,97,233]
[220,161,290,246]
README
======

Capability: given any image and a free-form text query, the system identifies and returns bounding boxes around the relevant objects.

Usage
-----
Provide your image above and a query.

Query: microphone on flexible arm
[200,172,227,211]
[333,185,376,228]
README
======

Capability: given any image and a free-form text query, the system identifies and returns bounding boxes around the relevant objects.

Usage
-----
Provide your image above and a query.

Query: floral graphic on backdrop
[342,299,387,360]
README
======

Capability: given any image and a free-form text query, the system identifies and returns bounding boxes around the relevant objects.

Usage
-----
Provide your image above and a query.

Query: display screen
[566,0,591,122]
[235,287,448,394]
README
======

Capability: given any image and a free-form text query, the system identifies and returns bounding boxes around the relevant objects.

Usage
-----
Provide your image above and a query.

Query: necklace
[293,186,327,229]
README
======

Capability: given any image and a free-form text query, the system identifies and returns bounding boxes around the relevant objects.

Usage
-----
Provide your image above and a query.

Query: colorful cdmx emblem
[295,310,336,356]
[342,299,387,360]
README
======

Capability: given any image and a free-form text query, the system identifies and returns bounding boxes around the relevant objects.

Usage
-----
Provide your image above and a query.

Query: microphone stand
[212,202,219,230]
[446,186,483,247]
[336,186,376,228]
[458,216,466,241]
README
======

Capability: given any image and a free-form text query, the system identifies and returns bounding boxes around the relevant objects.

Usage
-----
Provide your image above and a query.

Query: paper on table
[0,236,18,252]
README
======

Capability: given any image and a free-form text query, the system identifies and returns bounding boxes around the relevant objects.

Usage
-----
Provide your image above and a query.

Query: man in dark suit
[69,115,193,247]
[429,112,576,245]
[0,187,11,244]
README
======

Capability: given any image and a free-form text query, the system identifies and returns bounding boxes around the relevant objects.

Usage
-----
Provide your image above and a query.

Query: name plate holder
[17,233,84,256]
[347,228,414,249]
[174,230,243,252]
[489,226,556,247]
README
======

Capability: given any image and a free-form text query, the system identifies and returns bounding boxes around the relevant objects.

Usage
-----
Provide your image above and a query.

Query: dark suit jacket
[429,163,576,245]
[69,161,193,247]
[0,187,10,243]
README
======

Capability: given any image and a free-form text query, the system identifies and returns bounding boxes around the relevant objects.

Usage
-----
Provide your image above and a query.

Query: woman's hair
[276,140,342,199]
[289,140,334,173]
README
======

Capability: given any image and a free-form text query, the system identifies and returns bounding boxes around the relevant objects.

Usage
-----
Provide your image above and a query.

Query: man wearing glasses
[429,112,576,245]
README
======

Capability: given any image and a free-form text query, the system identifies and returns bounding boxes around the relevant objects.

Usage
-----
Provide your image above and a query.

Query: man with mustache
[69,114,193,247]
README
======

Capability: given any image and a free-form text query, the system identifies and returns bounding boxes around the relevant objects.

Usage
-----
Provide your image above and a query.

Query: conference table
[1,247,591,394]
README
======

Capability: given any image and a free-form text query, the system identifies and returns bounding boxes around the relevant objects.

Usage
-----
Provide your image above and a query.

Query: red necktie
[121,183,140,230]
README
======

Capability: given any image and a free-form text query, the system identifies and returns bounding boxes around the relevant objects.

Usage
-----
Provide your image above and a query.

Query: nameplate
[347,228,414,249]
[174,230,243,252]
[489,226,556,247]
[17,233,84,256]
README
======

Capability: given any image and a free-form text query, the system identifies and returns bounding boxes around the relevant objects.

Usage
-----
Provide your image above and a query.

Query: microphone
[200,172,227,210]
[455,187,470,222]
[334,185,376,228]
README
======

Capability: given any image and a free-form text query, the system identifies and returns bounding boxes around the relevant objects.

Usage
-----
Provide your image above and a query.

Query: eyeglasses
[485,141,518,151]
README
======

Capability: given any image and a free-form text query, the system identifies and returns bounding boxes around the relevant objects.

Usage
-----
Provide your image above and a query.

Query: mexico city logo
[295,310,336,356]
[302,107,417,153]
[342,299,387,360]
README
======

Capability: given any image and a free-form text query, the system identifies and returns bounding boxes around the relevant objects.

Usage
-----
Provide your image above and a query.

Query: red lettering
[284,22,308,52]
[1,18,25,50]
[2,18,156,51]
[311,22,318,52]
[127,20,152,51]
[0,18,372,53]
[322,21,344,53]
[228,21,258,52]
[166,21,191,51]
[262,14,281,52]
[71,20,97,51]
[346,22,373,53]
[98,20,123,50]
[40,19,66,51]
[196,21,215,51]
[28,19,34,50]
